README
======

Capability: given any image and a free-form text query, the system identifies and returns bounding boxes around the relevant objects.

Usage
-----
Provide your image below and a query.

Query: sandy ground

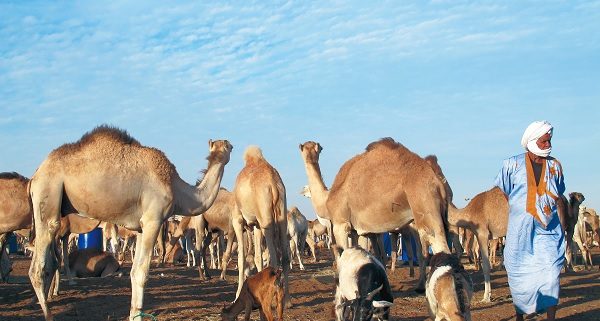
[1,249,599,321]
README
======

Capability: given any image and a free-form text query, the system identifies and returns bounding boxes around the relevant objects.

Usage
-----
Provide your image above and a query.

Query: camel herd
[1,124,598,321]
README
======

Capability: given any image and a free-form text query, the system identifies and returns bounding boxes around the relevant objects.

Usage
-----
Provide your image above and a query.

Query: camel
[573,207,600,269]
[232,146,291,307]
[300,139,452,291]
[28,125,231,321]
[563,192,585,270]
[0,172,33,282]
[306,218,329,262]
[447,187,508,302]
[287,206,308,270]
[165,187,236,280]
[67,248,121,278]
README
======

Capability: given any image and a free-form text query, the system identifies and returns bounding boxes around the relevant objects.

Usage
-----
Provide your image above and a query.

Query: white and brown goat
[221,266,284,321]
[335,247,393,321]
[426,252,473,321]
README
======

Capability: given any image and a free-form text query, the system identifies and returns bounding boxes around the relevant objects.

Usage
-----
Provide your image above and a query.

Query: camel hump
[243,145,264,164]
[52,124,140,157]
[0,172,29,182]
[365,137,406,152]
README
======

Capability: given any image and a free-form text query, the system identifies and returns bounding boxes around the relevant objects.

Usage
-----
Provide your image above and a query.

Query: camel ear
[316,143,322,153]
[209,139,214,149]
[299,143,303,151]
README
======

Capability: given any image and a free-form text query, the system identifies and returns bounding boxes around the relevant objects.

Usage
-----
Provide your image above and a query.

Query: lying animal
[68,248,121,278]
[221,266,284,321]
[426,252,473,321]
[335,247,393,321]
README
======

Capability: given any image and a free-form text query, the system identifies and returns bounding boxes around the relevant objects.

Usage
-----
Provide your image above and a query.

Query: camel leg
[233,214,247,299]
[293,237,306,271]
[61,234,76,287]
[401,233,416,277]
[277,219,292,308]
[196,226,212,280]
[390,232,399,271]
[29,217,60,320]
[476,232,492,302]
[220,232,235,280]
[415,230,429,293]
[253,226,264,272]
[129,220,162,321]
[305,233,317,263]
[332,222,351,261]
[367,234,387,267]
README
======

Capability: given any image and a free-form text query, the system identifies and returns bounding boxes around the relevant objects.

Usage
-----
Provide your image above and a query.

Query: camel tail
[243,145,264,165]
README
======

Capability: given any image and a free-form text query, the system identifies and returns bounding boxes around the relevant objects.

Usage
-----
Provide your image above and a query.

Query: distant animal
[334,247,394,321]
[0,245,12,282]
[221,266,284,321]
[425,252,473,321]
[67,248,121,278]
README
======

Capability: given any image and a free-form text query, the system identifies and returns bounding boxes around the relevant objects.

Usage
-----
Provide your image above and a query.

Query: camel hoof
[480,297,491,303]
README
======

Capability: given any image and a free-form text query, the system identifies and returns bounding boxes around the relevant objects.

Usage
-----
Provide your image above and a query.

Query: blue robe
[495,153,565,314]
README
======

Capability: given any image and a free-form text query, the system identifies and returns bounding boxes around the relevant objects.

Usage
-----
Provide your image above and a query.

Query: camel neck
[173,161,225,216]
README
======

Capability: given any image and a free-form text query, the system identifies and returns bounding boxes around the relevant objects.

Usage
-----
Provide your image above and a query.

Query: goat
[335,247,393,321]
[221,266,284,321]
[426,253,473,321]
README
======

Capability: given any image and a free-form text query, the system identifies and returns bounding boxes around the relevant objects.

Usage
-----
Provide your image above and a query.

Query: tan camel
[164,188,236,279]
[287,206,308,270]
[0,172,32,234]
[28,125,231,321]
[306,218,329,262]
[300,139,451,291]
[232,146,291,307]
[0,172,33,282]
[447,187,508,302]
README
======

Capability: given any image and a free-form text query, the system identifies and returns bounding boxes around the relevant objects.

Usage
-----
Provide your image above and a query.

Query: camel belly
[352,207,414,235]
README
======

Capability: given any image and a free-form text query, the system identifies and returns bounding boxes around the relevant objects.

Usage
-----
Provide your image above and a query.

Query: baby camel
[221,266,284,321]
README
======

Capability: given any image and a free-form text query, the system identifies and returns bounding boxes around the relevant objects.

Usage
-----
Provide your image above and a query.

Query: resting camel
[232,146,291,307]
[300,139,452,291]
[447,187,508,302]
[287,206,308,270]
[68,248,121,278]
[28,125,231,321]
[0,172,33,281]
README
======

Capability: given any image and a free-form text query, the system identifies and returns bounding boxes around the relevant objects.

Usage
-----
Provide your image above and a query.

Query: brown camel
[300,139,451,291]
[28,125,231,321]
[232,146,291,307]
[447,187,508,302]
[68,248,121,278]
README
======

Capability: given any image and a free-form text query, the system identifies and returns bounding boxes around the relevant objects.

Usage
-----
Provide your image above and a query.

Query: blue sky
[1,1,599,219]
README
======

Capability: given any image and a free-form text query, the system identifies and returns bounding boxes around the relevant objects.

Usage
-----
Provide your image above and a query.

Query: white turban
[521,120,553,157]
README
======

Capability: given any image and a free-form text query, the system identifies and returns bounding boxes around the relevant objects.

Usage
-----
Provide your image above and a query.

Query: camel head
[207,139,233,166]
[299,141,322,164]
[300,185,311,198]
[569,192,585,205]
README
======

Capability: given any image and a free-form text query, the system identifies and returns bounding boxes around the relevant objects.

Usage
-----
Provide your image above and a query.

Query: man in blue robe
[495,120,565,321]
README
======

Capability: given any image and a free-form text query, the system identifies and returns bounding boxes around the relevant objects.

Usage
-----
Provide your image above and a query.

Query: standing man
[495,120,565,321]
